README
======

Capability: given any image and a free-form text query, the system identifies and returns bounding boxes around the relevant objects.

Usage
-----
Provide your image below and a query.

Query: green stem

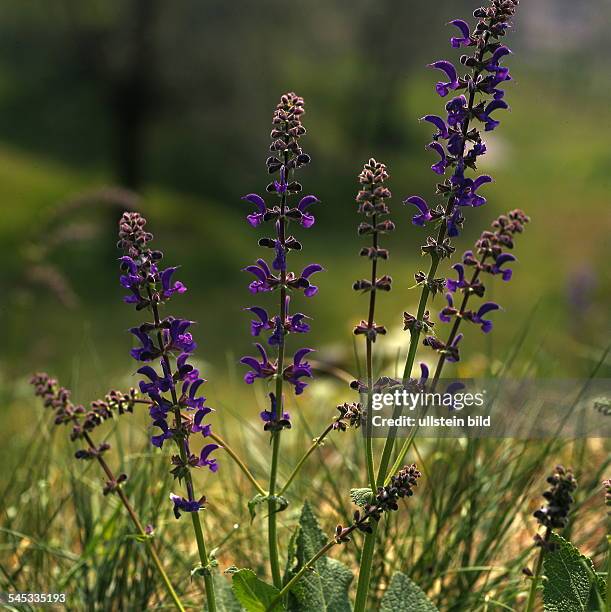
[191,512,217,612]
[525,530,549,612]
[353,525,378,612]
[376,255,439,486]
[268,430,282,589]
[278,423,334,497]
[209,431,266,496]
[267,503,381,611]
[364,211,379,491]
[83,433,185,612]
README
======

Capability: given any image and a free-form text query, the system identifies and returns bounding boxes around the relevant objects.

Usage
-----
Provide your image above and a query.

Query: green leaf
[349,488,373,508]
[542,534,607,611]
[231,568,284,612]
[207,569,243,612]
[284,501,353,612]
[380,572,438,612]
[248,493,289,522]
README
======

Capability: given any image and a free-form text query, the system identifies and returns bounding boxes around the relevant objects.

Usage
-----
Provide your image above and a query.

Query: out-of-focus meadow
[0,1,610,609]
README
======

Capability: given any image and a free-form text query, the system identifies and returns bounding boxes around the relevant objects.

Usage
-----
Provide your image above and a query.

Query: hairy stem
[364,211,379,491]
[353,525,379,612]
[82,432,185,612]
[208,431,266,496]
[278,423,334,497]
[525,529,550,612]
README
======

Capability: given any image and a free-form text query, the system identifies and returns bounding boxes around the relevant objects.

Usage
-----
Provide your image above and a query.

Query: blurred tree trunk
[110,0,159,190]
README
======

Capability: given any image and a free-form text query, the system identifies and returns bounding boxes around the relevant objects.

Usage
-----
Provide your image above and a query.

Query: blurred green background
[0,0,609,415]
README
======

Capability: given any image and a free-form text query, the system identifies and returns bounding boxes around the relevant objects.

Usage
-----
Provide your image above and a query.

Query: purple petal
[477,302,500,317]
[293,347,314,366]
[421,115,449,139]
[301,263,323,279]
[298,195,319,211]
[429,60,458,83]
[449,19,470,39]
[242,194,266,213]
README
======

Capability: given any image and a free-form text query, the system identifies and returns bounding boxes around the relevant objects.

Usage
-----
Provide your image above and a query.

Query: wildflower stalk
[31,375,185,611]
[526,466,577,612]
[380,0,519,486]
[241,92,321,589]
[352,159,394,490]
[377,38,487,490]
[356,4,519,609]
[148,296,217,612]
[117,212,220,611]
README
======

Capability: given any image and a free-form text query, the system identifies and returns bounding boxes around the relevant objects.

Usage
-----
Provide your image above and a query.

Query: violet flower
[241,92,321,431]
[117,211,218,519]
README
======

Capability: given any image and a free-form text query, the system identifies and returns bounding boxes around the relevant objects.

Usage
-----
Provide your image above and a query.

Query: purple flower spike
[242,93,321,423]
[421,115,449,140]
[297,195,319,228]
[427,141,449,175]
[428,60,459,97]
[449,19,472,48]
[491,253,516,281]
[404,196,433,227]
[117,211,218,516]
[243,193,267,227]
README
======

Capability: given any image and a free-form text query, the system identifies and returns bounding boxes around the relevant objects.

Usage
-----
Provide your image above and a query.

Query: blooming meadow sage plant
[240,92,322,589]
[117,211,219,609]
